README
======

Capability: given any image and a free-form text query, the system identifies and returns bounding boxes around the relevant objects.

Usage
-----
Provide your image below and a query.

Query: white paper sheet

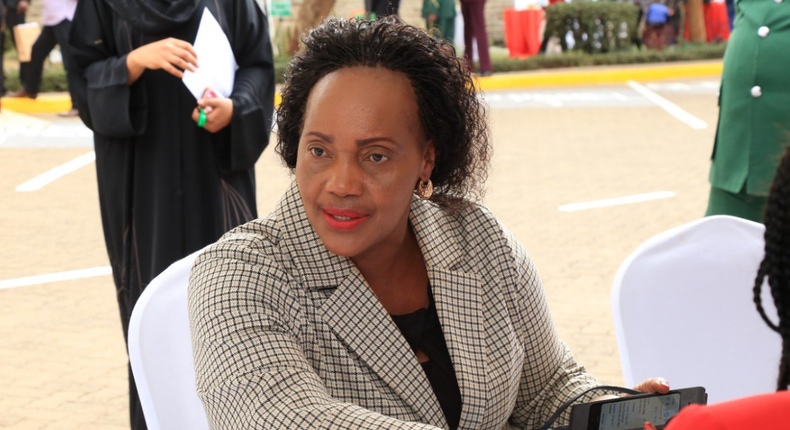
[182,8,239,100]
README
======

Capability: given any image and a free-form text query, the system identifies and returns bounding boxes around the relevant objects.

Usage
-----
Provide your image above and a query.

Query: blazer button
[758,26,770,37]
[751,86,763,98]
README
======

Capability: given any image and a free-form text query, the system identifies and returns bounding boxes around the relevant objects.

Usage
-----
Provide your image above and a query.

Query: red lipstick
[322,207,370,230]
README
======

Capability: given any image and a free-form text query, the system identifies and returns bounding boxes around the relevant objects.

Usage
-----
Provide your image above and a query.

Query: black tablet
[569,387,707,430]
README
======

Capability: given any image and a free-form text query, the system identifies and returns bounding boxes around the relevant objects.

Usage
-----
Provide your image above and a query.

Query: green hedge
[545,1,641,54]
[490,43,727,73]
[3,44,725,93]
[2,59,290,93]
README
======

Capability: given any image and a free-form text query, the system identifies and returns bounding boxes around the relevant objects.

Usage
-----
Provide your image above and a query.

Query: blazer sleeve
[188,239,442,430]
[500,227,615,429]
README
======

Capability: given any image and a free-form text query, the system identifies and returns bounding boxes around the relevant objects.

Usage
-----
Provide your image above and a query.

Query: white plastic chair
[612,215,782,405]
[128,248,210,430]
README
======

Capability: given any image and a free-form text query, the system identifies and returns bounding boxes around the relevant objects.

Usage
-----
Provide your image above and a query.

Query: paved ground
[0,77,719,429]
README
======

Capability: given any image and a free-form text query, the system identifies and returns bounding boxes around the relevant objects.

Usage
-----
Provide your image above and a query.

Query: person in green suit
[423,0,456,43]
[706,0,790,222]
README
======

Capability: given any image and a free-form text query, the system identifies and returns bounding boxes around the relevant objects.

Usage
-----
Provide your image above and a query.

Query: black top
[391,289,463,430]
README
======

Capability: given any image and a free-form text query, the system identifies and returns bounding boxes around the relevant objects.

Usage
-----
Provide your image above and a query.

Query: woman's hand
[191,96,234,133]
[595,377,671,402]
[634,377,671,394]
[126,38,198,84]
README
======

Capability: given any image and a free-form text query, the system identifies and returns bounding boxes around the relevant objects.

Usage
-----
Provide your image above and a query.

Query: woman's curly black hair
[275,16,491,208]
[754,145,790,391]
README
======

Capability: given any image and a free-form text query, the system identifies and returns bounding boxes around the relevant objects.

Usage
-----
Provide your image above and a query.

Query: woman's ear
[421,140,436,181]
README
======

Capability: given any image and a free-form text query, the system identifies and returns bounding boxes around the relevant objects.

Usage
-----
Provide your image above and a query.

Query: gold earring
[416,179,433,199]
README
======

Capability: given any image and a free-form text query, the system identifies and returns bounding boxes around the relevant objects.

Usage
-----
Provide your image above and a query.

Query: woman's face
[295,66,435,261]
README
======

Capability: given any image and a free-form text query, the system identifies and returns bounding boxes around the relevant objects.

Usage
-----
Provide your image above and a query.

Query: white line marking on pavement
[559,191,677,212]
[627,81,708,130]
[0,266,112,290]
[16,151,96,192]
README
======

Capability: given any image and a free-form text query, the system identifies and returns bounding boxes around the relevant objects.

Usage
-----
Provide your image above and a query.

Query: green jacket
[422,0,456,19]
[710,0,790,196]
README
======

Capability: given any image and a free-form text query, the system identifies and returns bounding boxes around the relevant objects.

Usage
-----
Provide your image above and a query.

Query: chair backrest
[612,215,782,404]
[128,248,209,430]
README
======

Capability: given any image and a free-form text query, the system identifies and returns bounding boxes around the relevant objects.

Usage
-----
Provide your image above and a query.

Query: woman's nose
[325,159,363,197]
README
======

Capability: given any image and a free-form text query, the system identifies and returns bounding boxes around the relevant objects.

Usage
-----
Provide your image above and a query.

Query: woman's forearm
[126,50,145,85]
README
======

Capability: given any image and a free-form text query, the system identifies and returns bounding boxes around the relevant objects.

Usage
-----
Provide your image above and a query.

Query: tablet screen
[597,394,680,430]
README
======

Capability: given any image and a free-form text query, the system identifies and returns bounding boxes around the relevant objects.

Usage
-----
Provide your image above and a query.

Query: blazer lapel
[278,183,485,428]
[411,199,488,430]
[430,268,488,430]
[318,267,448,428]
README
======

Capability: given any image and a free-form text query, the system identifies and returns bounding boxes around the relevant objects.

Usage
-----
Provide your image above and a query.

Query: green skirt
[705,186,767,223]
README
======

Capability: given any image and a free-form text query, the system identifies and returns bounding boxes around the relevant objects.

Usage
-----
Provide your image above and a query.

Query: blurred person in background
[366,0,400,18]
[0,2,4,108]
[423,0,455,43]
[8,0,79,117]
[1,0,30,95]
[460,0,492,76]
[68,0,275,428]
[705,0,790,223]
[643,0,672,49]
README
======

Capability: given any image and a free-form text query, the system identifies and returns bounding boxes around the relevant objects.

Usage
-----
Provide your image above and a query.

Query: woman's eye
[369,154,388,163]
[310,147,325,157]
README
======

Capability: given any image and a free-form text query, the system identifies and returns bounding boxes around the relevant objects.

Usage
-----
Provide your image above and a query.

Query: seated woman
[188,17,666,429]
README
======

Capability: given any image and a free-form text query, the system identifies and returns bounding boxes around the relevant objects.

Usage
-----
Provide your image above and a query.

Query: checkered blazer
[189,183,607,430]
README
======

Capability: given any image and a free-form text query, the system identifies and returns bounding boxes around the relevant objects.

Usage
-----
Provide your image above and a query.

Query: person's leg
[4,9,27,52]
[633,7,644,49]
[470,1,491,73]
[5,9,28,87]
[725,0,735,29]
[53,20,78,111]
[371,0,389,18]
[461,2,474,71]
[440,16,455,44]
[387,0,401,16]
[20,25,57,96]
[705,186,768,223]
[0,24,5,96]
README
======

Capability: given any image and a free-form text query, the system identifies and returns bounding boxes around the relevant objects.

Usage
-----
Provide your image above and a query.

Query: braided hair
[753,146,790,391]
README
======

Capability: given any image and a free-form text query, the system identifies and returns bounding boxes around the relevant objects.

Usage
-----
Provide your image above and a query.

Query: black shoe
[58,109,80,118]
[8,89,37,99]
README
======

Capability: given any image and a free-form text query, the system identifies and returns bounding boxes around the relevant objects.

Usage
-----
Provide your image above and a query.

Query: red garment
[665,391,790,430]
[503,8,544,58]
[683,2,730,43]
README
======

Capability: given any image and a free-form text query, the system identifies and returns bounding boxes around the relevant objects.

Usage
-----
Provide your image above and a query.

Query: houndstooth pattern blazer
[189,182,608,430]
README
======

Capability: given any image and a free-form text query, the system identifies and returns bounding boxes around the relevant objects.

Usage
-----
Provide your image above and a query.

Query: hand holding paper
[126,38,198,84]
[182,8,239,101]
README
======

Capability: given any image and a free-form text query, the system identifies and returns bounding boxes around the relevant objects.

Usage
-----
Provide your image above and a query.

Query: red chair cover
[504,8,545,58]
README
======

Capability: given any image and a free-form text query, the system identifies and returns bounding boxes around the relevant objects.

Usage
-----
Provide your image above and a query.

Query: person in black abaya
[68,0,274,428]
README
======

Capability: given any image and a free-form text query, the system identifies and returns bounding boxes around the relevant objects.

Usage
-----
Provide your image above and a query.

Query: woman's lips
[322,207,370,230]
